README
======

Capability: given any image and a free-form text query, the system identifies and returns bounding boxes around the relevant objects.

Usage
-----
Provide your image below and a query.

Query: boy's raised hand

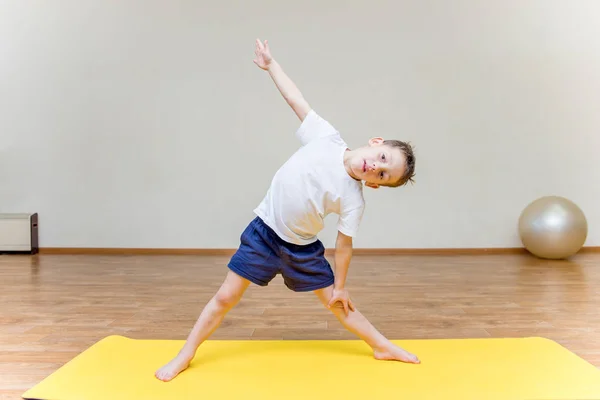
[252,38,310,121]
[253,38,273,70]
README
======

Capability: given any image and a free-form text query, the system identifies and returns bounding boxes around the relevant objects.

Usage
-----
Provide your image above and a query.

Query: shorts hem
[287,277,335,292]
[227,263,269,287]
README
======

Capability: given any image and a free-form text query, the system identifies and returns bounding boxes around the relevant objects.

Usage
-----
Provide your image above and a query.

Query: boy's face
[346,138,406,189]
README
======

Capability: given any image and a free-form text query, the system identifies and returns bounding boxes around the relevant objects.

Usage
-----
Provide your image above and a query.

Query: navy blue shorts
[228,217,334,292]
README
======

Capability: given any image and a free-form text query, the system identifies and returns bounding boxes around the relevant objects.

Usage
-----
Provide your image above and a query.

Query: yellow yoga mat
[23,335,600,400]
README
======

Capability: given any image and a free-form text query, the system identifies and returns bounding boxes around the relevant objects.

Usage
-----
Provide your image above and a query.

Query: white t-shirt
[254,109,365,245]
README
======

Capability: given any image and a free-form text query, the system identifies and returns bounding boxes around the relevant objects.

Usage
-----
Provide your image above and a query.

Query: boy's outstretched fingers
[341,300,349,316]
[342,299,355,315]
[253,38,273,70]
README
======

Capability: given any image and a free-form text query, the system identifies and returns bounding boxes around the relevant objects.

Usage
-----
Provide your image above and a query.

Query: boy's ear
[365,182,380,189]
[368,137,384,146]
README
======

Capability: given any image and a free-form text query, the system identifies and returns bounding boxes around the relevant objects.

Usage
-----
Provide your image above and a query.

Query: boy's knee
[214,288,241,310]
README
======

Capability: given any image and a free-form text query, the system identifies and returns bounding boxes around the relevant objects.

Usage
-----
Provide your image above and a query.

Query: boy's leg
[314,285,420,364]
[155,270,251,381]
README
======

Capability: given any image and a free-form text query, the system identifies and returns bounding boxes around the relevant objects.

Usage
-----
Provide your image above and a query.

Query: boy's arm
[253,39,311,121]
[334,231,353,290]
[327,231,355,315]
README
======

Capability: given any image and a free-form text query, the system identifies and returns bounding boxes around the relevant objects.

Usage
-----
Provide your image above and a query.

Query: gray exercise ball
[518,196,587,259]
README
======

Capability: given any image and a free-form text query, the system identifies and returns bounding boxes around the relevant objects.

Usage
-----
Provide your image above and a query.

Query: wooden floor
[1,252,599,399]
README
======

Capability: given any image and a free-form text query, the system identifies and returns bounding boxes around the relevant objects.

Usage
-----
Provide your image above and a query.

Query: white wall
[2,0,599,249]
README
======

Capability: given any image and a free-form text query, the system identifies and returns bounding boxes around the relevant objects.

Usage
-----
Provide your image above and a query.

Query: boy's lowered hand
[328,288,355,316]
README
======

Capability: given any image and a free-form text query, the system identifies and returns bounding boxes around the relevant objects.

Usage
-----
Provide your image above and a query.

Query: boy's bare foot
[155,353,193,382]
[373,342,420,364]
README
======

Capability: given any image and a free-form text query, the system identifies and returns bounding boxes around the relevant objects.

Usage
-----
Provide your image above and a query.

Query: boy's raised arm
[254,39,311,122]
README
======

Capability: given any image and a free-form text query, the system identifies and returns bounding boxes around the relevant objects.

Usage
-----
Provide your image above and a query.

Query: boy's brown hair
[383,140,416,187]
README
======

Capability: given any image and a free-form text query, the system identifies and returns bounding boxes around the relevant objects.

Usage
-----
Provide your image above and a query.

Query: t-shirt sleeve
[295,109,339,146]
[337,201,365,238]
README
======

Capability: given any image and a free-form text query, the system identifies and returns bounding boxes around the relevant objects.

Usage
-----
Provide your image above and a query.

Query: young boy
[155,39,419,382]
